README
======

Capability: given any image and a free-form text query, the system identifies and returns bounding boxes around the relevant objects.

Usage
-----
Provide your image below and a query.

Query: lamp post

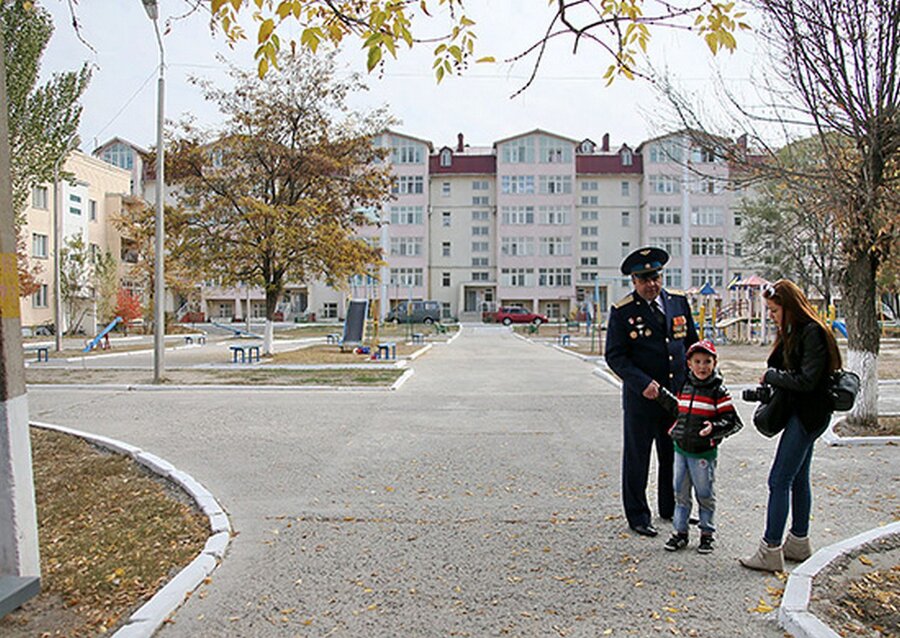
[142,0,165,383]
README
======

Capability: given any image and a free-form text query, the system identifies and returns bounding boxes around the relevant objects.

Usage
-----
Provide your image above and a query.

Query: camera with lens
[742,384,773,403]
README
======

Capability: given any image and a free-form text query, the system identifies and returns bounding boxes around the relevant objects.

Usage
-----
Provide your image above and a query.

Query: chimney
[601,133,610,152]
[457,132,465,152]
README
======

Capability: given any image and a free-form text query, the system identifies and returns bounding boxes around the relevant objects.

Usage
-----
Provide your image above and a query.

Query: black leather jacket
[764,321,833,433]
[657,369,743,454]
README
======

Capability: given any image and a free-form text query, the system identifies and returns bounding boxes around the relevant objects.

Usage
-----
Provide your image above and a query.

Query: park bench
[229,344,261,363]
[377,342,396,360]
[557,334,571,346]
[326,333,341,344]
[411,333,425,344]
[35,347,49,362]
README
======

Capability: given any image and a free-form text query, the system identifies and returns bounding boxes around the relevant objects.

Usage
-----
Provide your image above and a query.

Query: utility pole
[0,18,41,616]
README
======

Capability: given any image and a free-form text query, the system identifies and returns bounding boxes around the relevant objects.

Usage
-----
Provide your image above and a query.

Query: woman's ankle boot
[783,532,812,562]
[739,539,784,572]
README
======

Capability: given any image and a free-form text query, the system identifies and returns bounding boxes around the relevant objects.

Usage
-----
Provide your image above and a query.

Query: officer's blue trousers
[622,411,675,527]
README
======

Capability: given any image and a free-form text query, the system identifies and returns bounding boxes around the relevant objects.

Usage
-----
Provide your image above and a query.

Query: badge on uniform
[673,315,687,339]
[630,331,638,339]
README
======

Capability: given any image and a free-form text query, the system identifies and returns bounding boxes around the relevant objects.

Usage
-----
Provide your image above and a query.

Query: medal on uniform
[630,331,638,339]
[644,328,652,337]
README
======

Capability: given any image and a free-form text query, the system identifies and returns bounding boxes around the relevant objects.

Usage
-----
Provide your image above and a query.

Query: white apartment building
[19,150,134,333]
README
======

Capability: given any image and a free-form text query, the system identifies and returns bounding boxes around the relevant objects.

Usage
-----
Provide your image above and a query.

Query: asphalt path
[27,326,898,637]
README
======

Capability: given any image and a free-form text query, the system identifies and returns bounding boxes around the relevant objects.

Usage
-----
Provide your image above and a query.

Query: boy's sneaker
[698,534,715,554]
[664,533,688,552]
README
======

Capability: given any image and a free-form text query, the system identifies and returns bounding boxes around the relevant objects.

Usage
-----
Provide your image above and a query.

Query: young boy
[656,340,743,553]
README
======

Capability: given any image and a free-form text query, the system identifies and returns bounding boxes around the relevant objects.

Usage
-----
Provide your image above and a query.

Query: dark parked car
[494,306,548,326]
[386,300,442,324]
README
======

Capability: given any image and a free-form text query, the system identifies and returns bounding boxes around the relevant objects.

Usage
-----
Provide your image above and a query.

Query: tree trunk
[264,287,280,355]
[841,251,880,427]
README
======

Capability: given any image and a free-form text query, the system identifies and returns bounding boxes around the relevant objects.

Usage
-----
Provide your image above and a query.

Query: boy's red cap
[687,339,717,359]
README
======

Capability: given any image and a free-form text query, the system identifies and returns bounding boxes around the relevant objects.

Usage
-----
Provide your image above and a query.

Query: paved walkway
[28,327,898,637]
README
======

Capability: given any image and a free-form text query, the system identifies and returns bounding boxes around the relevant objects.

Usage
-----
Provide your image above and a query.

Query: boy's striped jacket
[657,369,743,454]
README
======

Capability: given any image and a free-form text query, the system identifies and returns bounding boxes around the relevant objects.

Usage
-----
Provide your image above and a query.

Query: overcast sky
[37,1,766,154]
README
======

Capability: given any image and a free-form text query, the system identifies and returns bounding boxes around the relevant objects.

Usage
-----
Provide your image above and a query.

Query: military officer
[605,247,699,537]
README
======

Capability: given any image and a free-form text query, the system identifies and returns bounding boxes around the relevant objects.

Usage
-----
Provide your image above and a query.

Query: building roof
[382,129,434,152]
[429,153,496,174]
[92,136,149,157]
[576,153,643,174]
[492,128,580,147]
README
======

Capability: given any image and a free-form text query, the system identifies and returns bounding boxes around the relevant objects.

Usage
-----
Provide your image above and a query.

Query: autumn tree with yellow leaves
[166,50,393,353]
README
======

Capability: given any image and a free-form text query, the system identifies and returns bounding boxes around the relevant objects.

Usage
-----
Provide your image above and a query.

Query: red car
[494,306,548,326]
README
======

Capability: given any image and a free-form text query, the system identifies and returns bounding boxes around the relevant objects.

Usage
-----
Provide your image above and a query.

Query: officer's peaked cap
[621,246,669,276]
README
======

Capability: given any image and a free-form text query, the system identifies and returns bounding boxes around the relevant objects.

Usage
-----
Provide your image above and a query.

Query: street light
[142,0,165,383]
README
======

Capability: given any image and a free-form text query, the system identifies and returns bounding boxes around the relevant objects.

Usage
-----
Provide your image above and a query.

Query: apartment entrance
[465,287,495,313]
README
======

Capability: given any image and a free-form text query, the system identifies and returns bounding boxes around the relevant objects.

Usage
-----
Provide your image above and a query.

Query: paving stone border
[779,521,900,638]
[29,421,232,638]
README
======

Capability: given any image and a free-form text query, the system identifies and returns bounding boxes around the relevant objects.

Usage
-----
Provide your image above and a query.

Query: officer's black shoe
[630,523,659,537]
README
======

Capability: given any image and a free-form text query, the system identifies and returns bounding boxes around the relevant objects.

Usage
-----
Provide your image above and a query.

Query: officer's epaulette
[613,294,635,309]
[667,289,687,297]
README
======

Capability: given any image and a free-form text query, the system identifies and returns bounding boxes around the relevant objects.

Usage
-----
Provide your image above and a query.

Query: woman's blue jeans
[764,414,827,545]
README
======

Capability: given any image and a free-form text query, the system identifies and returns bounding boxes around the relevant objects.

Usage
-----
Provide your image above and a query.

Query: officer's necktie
[652,300,666,328]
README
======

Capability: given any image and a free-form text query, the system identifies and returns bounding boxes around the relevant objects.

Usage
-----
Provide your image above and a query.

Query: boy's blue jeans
[673,452,716,535]
[764,413,827,545]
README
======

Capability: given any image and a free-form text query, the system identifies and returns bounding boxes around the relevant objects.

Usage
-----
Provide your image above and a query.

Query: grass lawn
[0,428,208,637]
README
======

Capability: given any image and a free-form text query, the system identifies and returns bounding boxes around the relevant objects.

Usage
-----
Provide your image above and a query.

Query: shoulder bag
[828,370,860,412]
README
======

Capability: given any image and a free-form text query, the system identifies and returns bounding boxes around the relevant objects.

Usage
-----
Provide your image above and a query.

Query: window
[538,268,572,287]
[691,146,719,163]
[501,175,535,194]
[31,233,48,258]
[101,142,134,170]
[68,193,82,215]
[442,302,452,319]
[471,210,489,221]
[649,175,680,194]
[89,243,99,262]
[472,226,489,236]
[442,272,451,287]
[664,268,683,288]
[442,241,451,257]
[581,210,599,221]
[580,271,598,282]
[691,206,725,226]
[32,186,48,210]
[442,211,451,227]
[501,268,534,287]
[621,181,630,197]
[693,176,723,194]
[390,206,424,225]
[580,256,598,266]
[580,195,599,206]
[472,257,489,266]
[442,182,451,197]
[539,206,570,225]
[621,211,630,227]
[692,268,724,288]
[440,148,452,166]
[472,272,490,282]
[539,136,572,163]
[322,302,339,319]
[218,302,233,318]
[32,284,48,308]
[539,175,572,194]
[472,196,489,205]
[649,236,682,257]
[501,206,534,225]
[621,241,631,257]
[471,242,489,253]
[580,226,598,236]
[648,140,684,164]
[472,180,489,190]
[501,237,534,256]
[620,148,633,166]
[390,236,423,256]
[580,140,595,154]
[539,237,571,256]
[733,242,743,257]
[390,267,424,287]
[391,176,424,195]
[501,138,535,164]
[580,241,599,252]
[581,181,599,191]
[649,206,681,225]
[692,237,725,256]
[89,199,97,221]
[391,138,423,164]
[733,211,742,226]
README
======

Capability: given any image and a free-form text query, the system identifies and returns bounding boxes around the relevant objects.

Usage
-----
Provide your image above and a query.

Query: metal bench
[411,333,425,344]
[35,347,49,362]
[229,345,261,363]
[198,335,207,345]
[184,335,193,345]
[558,334,571,346]
[326,333,341,344]
[377,342,396,360]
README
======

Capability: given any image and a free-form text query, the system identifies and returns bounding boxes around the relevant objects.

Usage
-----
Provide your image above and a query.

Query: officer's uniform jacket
[605,289,699,417]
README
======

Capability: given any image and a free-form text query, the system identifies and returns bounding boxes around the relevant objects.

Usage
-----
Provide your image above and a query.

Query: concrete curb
[446,326,463,345]
[779,522,900,638]
[27,383,404,392]
[29,421,232,638]
[592,362,622,389]
[407,343,433,361]
[822,413,900,447]
[391,368,415,391]
[549,343,603,363]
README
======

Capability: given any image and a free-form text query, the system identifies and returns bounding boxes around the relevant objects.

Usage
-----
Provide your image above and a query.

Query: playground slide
[83,317,122,352]
[832,320,848,338]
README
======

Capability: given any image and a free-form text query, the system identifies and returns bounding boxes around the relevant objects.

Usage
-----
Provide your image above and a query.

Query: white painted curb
[779,521,900,638]
[27,382,404,393]
[407,343,434,361]
[29,421,232,638]
[822,413,900,447]
[391,368,415,391]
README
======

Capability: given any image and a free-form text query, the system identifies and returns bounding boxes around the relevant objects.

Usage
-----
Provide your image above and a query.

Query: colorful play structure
[211,321,262,339]
[83,317,122,352]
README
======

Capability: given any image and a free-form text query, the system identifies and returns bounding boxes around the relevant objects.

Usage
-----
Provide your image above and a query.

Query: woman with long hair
[740,279,842,572]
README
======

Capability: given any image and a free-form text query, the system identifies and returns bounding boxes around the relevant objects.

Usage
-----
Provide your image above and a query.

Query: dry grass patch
[271,344,418,364]
[0,428,208,637]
